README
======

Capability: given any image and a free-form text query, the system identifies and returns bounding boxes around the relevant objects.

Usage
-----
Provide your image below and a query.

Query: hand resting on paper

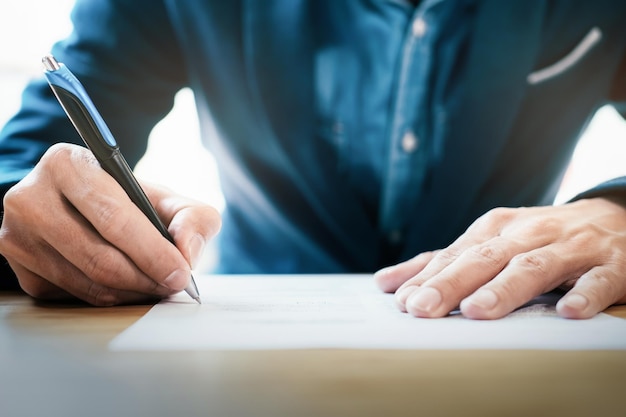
[374,197,626,320]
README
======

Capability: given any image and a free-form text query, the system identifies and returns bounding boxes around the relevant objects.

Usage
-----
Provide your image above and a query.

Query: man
[1,0,625,319]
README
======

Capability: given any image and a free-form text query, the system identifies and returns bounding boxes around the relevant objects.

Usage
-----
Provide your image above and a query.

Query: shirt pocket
[527,26,602,85]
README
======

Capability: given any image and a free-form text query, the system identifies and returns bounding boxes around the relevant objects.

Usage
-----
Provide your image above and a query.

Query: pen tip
[194,297,202,305]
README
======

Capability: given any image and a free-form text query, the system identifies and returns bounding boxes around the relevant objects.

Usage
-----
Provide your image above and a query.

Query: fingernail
[465,289,498,311]
[561,293,589,310]
[395,285,419,305]
[395,286,419,312]
[163,268,190,291]
[188,234,205,269]
[407,287,442,314]
[373,266,391,280]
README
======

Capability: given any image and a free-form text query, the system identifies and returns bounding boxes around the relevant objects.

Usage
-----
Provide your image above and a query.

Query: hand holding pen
[0,56,221,305]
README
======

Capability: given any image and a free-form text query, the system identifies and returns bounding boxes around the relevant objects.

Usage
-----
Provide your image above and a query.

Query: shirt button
[412,17,427,38]
[401,130,419,153]
[388,229,403,244]
[332,121,344,135]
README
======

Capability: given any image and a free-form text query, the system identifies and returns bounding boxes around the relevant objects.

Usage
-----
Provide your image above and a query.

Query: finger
[403,236,526,318]
[67,192,191,291]
[5,237,171,305]
[157,197,222,268]
[392,245,471,312]
[18,255,162,306]
[459,243,588,319]
[8,261,71,300]
[34,201,176,295]
[4,170,179,296]
[392,210,511,300]
[396,216,509,298]
[393,241,483,311]
[556,266,626,319]
[142,182,220,231]
[373,251,439,293]
[49,147,192,290]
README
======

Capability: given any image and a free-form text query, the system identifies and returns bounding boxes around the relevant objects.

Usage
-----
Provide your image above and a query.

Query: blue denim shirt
[315,0,474,246]
[1,0,625,281]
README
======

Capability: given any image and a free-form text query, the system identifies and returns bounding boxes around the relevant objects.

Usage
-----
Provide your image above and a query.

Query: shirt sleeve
[569,177,626,203]
[568,53,626,204]
[569,56,626,203]
[0,0,188,287]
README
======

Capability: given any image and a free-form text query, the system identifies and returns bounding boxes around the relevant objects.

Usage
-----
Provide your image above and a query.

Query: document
[109,275,626,351]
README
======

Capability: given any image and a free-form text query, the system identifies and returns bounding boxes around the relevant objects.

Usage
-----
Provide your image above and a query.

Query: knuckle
[3,182,35,218]
[17,276,48,299]
[2,164,62,230]
[0,224,12,253]
[594,273,619,295]
[434,247,463,264]
[607,250,626,268]
[3,184,21,209]
[565,273,617,308]
[570,226,602,247]
[583,271,621,298]
[14,271,64,300]
[413,250,438,264]
[439,275,467,293]
[520,217,560,238]
[466,244,507,268]
[510,252,549,275]
[82,248,125,287]
[0,237,6,256]
[40,143,98,183]
[0,218,32,260]
[94,201,130,241]
[481,207,515,226]
[40,143,74,170]
[85,281,118,306]
[145,276,167,295]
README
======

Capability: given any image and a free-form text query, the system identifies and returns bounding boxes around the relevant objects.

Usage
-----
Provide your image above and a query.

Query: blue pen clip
[42,55,118,151]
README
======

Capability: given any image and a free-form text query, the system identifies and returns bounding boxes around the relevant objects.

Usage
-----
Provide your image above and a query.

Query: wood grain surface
[2,292,625,417]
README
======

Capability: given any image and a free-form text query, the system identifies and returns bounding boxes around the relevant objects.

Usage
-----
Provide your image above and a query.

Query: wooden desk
[2,292,625,417]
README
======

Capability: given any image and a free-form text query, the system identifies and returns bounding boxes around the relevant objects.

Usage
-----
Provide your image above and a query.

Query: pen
[42,55,201,304]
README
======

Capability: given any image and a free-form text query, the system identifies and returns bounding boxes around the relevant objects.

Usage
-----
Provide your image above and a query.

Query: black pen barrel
[101,152,174,243]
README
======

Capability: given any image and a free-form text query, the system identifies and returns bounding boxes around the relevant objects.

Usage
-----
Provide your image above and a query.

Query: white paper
[109,274,626,351]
